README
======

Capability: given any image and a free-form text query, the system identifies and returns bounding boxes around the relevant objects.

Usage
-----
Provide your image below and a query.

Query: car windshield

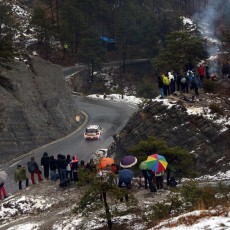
[86,129,97,133]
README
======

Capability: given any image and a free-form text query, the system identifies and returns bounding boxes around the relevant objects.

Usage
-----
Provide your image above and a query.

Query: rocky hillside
[109,92,230,175]
[0,57,79,165]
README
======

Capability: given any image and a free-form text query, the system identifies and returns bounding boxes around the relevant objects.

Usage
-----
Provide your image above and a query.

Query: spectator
[66,154,72,180]
[198,64,205,82]
[49,156,57,181]
[191,74,201,96]
[162,74,170,96]
[59,155,67,184]
[181,73,189,93]
[111,164,119,174]
[118,168,134,202]
[157,75,164,99]
[168,72,175,93]
[56,154,62,180]
[41,152,50,180]
[27,157,42,184]
[70,156,79,182]
[14,164,29,190]
[175,71,182,91]
[141,169,157,192]
[0,182,7,200]
[80,160,85,168]
[205,65,210,79]
[155,171,164,189]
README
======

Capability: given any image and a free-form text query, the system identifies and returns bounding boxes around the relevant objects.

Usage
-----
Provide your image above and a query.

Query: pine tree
[0,2,16,59]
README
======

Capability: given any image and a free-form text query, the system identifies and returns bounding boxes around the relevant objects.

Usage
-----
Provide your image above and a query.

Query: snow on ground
[0,195,56,225]
[182,170,230,183]
[87,93,230,133]
[87,93,143,105]
[154,209,230,230]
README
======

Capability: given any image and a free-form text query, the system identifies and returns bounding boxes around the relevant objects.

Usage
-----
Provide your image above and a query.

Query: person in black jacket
[41,152,50,180]
[27,157,42,184]
[59,155,68,185]
[141,169,157,192]
[157,75,164,99]
[49,156,57,181]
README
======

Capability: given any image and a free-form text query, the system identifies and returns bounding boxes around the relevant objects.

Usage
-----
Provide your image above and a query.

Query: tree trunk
[49,0,55,28]
[102,191,112,230]
[55,0,60,32]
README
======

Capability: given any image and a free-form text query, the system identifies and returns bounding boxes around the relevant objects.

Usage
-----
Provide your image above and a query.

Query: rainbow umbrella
[146,154,168,172]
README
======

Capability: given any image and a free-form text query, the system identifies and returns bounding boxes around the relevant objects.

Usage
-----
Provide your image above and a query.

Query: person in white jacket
[168,72,175,93]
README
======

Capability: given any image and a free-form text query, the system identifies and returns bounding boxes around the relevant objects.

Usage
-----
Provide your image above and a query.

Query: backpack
[28,162,36,173]
[163,76,170,85]
[66,163,71,171]
[181,77,186,84]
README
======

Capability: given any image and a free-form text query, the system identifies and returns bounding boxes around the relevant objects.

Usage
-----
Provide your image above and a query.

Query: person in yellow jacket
[14,165,29,190]
[162,74,170,96]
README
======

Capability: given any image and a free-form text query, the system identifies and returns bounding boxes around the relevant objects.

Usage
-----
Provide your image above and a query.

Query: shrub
[202,80,219,93]
[180,180,229,210]
[136,79,158,99]
[209,103,224,115]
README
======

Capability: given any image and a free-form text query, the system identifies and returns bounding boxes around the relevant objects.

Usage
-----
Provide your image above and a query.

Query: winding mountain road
[3,95,138,194]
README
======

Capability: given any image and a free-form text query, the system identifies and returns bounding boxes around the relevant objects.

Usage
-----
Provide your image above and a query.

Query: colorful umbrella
[120,155,137,168]
[139,161,148,170]
[99,157,114,169]
[146,154,168,172]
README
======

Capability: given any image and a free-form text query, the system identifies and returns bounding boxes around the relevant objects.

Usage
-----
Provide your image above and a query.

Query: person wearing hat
[14,165,29,190]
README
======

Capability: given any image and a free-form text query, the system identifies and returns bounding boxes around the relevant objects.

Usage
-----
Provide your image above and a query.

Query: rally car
[84,125,102,140]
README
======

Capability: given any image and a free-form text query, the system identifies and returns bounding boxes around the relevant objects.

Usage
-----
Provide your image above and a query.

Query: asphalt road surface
[3,95,138,194]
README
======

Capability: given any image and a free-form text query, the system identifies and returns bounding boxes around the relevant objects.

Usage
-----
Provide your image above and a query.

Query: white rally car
[84,125,102,140]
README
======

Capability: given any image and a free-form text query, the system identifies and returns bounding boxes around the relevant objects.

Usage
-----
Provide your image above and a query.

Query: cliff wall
[0,57,79,164]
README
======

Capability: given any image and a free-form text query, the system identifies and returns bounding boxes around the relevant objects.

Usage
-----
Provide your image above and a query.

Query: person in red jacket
[0,182,7,200]
[198,64,205,82]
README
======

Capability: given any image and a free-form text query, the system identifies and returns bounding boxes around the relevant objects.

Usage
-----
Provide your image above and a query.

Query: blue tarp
[100,36,115,44]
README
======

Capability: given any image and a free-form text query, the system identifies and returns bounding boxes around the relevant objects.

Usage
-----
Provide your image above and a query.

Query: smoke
[192,0,230,74]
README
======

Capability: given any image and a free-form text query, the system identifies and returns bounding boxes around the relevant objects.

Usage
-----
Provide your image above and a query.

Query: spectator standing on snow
[49,156,57,181]
[27,157,42,184]
[205,65,210,80]
[66,154,72,180]
[141,169,156,192]
[0,182,7,200]
[14,164,29,190]
[0,172,7,200]
[191,74,201,96]
[56,154,62,180]
[181,73,189,93]
[175,71,182,91]
[162,74,170,96]
[70,156,79,181]
[157,75,164,99]
[198,64,205,82]
[155,171,164,189]
[41,152,50,180]
[168,72,175,94]
[59,155,68,184]
[118,168,134,202]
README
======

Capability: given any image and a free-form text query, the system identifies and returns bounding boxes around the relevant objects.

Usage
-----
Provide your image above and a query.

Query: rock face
[109,99,230,175]
[0,57,79,164]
